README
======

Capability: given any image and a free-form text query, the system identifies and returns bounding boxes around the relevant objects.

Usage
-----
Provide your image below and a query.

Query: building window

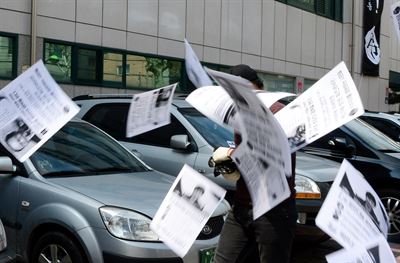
[126,54,182,89]
[304,79,317,91]
[0,35,16,79]
[44,42,72,82]
[288,0,314,12]
[77,48,99,83]
[277,0,342,22]
[258,73,295,93]
[103,52,123,86]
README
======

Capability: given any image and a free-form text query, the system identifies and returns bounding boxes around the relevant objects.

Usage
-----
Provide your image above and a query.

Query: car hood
[47,171,174,218]
[296,152,340,182]
[47,171,230,218]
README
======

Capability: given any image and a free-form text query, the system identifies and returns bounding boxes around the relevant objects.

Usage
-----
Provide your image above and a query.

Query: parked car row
[73,94,341,242]
[1,92,399,263]
[74,94,400,243]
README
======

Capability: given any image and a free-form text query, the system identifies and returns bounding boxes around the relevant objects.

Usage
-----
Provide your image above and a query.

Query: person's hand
[212,147,234,163]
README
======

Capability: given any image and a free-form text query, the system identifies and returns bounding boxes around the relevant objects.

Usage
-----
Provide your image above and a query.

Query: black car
[359,112,400,143]
[302,118,400,242]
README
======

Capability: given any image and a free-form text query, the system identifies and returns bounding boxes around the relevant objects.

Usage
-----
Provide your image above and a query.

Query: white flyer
[126,83,177,137]
[184,39,213,88]
[150,164,226,258]
[186,86,294,130]
[391,2,400,42]
[205,68,292,219]
[316,159,390,250]
[326,236,396,263]
[275,61,364,152]
[0,60,79,162]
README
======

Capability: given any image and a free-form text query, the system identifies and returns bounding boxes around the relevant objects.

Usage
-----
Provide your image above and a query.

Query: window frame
[276,0,342,22]
[43,39,189,92]
[0,32,17,80]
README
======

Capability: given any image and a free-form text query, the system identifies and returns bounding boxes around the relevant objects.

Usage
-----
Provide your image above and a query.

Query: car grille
[197,215,224,240]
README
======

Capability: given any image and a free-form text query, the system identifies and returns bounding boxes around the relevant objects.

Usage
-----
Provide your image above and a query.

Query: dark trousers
[214,198,297,263]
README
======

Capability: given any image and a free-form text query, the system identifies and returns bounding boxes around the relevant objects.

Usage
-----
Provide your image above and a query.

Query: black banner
[362,0,384,76]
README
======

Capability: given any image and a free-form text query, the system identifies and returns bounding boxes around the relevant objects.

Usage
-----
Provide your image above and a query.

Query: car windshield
[179,108,234,148]
[347,118,400,152]
[30,121,149,177]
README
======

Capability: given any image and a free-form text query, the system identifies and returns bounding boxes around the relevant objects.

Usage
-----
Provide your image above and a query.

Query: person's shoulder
[270,101,285,114]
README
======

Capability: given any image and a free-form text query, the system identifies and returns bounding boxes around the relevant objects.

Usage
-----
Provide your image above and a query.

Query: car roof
[73,93,192,107]
[362,111,400,124]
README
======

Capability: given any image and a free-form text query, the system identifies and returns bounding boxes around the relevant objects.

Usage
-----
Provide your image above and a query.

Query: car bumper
[80,227,219,263]
[295,182,330,242]
[0,248,15,263]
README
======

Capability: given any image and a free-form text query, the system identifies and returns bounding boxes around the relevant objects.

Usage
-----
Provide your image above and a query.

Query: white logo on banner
[391,2,400,42]
[364,26,381,65]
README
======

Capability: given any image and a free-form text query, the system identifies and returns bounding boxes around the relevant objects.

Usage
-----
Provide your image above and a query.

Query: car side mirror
[328,137,355,157]
[170,134,191,150]
[0,156,16,175]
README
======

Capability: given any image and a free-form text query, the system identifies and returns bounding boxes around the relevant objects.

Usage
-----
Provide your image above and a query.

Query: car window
[346,119,400,153]
[30,122,148,177]
[82,103,129,140]
[360,116,400,142]
[178,108,234,148]
[128,116,196,150]
[82,103,195,150]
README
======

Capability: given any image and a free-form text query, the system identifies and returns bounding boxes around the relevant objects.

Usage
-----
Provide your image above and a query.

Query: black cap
[230,64,263,88]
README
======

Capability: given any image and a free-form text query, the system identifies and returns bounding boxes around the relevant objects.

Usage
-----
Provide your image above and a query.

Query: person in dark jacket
[213,64,297,263]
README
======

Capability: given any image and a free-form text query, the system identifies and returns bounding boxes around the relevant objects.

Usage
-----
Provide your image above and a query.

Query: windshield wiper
[42,170,85,178]
[88,167,141,174]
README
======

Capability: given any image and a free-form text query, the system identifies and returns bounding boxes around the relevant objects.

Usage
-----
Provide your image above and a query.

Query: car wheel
[31,231,85,263]
[379,189,400,243]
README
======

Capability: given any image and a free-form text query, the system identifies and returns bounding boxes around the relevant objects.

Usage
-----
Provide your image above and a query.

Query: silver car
[0,119,228,263]
[74,94,341,242]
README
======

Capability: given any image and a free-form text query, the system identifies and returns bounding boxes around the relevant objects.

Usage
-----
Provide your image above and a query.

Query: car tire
[378,189,400,243]
[30,231,86,263]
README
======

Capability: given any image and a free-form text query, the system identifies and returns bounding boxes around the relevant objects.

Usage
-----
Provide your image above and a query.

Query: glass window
[304,79,317,92]
[288,0,315,12]
[82,103,129,140]
[179,108,234,148]
[77,48,98,82]
[30,122,148,177]
[276,0,342,22]
[130,115,193,149]
[258,73,295,93]
[0,35,15,79]
[44,42,72,82]
[126,54,182,89]
[103,52,123,86]
[359,117,400,143]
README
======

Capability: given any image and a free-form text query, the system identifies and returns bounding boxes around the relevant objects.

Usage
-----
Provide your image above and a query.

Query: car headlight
[99,206,159,241]
[295,175,321,199]
[0,219,6,252]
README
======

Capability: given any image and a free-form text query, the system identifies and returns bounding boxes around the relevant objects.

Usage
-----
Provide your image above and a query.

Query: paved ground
[291,239,400,263]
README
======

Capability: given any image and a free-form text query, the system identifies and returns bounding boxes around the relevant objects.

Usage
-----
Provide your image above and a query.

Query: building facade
[0,0,399,112]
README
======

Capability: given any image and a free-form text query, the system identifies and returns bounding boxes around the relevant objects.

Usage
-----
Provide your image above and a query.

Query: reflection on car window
[360,117,400,142]
[30,122,148,177]
[346,119,400,152]
[179,108,234,148]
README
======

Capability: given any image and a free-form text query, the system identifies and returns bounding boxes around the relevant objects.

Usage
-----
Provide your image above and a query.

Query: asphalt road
[291,239,400,263]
